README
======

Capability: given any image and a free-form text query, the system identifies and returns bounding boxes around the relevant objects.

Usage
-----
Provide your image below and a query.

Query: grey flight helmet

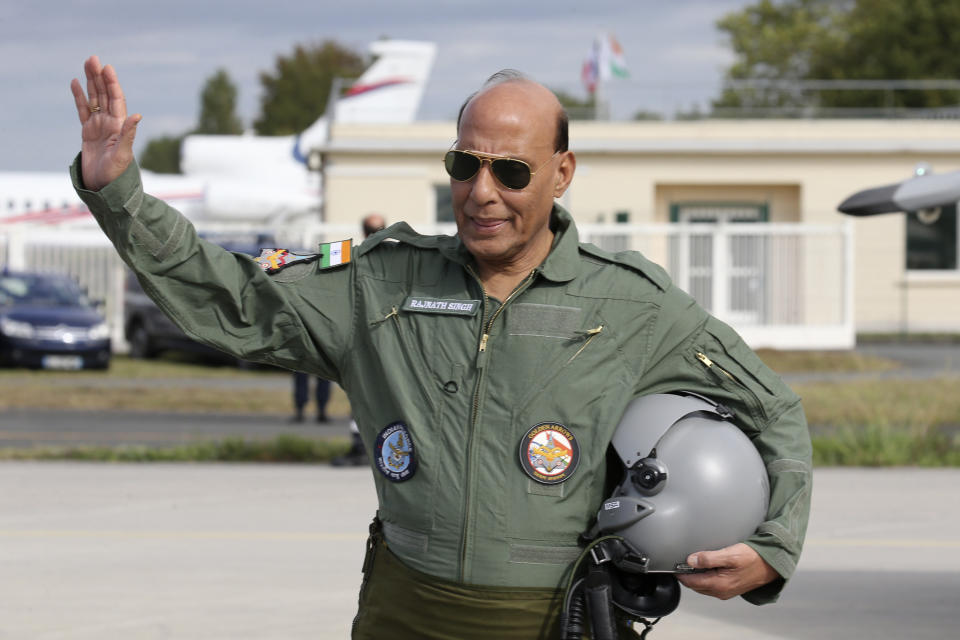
[597,391,770,574]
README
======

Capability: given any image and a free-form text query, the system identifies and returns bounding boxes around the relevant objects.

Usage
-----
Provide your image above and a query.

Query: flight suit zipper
[695,350,767,423]
[458,266,537,581]
[695,351,734,381]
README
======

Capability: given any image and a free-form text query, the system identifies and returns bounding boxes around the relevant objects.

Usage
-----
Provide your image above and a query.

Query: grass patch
[812,425,960,466]
[857,332,960,344]
[794,377,960,431]
[798,377,960,466]
[0,435,351,463]
[0,383,353,416]
[0,355,278,380]
[3,352,959,466]
[755,349,899,374]
[0,355,352,416]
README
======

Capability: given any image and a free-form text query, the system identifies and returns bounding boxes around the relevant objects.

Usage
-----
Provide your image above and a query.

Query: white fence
[1,220,854,351]
[576,222,855,349]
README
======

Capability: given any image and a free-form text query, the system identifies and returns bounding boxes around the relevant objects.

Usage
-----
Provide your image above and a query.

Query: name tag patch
[402,296,480,316]
[375,421,417,482]
[519,422,580,485]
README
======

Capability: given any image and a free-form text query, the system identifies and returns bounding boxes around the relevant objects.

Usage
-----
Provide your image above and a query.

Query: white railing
[1,220,854,351]
[576,222,855,349]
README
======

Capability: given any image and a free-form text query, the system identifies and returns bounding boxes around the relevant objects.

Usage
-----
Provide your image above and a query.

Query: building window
[435,184,454,223]
[905,204,957,270]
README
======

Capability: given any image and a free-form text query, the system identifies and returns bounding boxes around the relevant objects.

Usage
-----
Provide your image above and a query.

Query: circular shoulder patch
[519,422,580,485]
[375,422,417,482]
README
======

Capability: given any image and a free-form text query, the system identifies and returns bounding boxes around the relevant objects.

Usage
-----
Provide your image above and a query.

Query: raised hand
[70,56,141,191]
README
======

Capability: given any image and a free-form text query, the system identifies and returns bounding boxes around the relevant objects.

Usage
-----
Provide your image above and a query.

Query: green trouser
[352,541,563,639]
[351,521,643,640]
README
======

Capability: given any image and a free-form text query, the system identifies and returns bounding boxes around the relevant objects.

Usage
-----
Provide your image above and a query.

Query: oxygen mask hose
[584,562,618,640]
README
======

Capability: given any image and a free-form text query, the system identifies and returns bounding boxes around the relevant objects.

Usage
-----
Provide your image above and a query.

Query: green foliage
[713,0,960,113]
[672,106,704,121]
[139,68,243,172]
[812,425,960,466]
[818,0,960,109]
[552,89,596,120]
[196,69,243,134]
[139,135,183,174]
[255,41,366,135]
[632,109,664,121]
[0,436,351,463]
[714,0,848,111]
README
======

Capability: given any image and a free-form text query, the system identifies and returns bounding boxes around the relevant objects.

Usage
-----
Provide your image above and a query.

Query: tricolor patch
[320,239,352,269]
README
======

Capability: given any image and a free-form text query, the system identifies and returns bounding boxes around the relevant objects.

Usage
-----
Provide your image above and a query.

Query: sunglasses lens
[445,151,481,181]
[491,159,531,190]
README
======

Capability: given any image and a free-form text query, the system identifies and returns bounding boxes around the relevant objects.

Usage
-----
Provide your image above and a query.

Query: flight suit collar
[437,204,581,284]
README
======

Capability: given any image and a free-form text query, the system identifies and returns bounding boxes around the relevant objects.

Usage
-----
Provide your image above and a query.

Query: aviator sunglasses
[444,148,560,191]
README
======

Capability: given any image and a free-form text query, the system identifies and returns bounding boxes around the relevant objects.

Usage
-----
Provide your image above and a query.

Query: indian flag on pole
[606,34,628,79]
[320,239,352,269]
[582,33,628,93]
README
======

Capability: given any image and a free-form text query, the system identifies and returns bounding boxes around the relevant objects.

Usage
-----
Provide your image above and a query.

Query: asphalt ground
[1,464,957,640]
[0,408,351,449]
[1,343,958,638]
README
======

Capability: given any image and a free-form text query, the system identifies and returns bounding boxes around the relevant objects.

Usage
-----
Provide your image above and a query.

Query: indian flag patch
[320,239,352,269]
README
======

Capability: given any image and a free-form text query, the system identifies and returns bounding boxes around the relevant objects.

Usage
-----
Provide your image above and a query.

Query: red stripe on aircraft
[343,78,411,98]
[2,192,204,225]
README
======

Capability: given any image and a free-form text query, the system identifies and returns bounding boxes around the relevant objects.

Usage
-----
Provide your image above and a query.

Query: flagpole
[595,77,608,120]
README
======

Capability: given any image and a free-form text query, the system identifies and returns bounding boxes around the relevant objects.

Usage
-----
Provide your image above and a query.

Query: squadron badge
[254,249,319,274]
[375,421,417,482]
[519,422,580,485]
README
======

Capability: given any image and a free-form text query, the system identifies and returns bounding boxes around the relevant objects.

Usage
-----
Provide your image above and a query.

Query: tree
[552,89,596,120]
[712,0,848,113]
[254,41,366,135]
[140,69,243,173]
[633,109,664,121]
[713,0,960,114]
[139,135,182,174]
[817,0,960,109]
[196,69,243,135]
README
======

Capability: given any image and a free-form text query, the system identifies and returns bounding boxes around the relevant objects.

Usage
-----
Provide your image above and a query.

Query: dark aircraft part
[838,170,960,216]
[837,183,901,215]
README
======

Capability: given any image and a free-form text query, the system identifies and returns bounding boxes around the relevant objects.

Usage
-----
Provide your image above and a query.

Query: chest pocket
[507,303,582,339]
[494,303,612,404]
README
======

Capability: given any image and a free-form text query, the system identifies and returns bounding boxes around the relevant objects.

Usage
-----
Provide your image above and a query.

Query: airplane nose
[837,183,901,216]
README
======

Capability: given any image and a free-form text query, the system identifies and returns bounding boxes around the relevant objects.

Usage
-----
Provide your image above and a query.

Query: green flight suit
[73,158,812,636]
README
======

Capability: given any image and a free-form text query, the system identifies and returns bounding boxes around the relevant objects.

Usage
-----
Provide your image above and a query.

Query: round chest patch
[375,421,417,482]
[519,422,580,485]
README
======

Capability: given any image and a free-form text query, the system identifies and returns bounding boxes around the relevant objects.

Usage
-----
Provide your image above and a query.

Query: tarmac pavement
[0,408,350,449]
[2,343,958,638]
[1,463,958,640]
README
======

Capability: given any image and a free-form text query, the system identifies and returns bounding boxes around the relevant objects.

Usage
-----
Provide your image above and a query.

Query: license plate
[42,355,83,370]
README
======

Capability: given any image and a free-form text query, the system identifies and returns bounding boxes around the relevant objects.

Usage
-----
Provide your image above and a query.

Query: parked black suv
[123,232,276,365]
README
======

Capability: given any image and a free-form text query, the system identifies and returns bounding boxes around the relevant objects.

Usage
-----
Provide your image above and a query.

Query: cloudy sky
[2,0,749,172]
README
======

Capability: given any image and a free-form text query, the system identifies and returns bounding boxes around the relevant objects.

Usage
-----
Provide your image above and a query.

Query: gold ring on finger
[89,105,102,113]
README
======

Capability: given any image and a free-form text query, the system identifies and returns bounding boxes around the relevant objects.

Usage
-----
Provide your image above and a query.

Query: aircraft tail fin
[333,40,437,124]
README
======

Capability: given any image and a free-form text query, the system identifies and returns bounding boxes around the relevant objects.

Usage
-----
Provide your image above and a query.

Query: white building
[319,118,960,347]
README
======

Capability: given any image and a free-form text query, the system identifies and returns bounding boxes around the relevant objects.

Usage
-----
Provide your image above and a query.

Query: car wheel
[128,324,156,359]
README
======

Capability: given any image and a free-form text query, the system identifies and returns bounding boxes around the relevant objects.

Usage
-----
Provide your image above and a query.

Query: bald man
[70,60,811,639]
